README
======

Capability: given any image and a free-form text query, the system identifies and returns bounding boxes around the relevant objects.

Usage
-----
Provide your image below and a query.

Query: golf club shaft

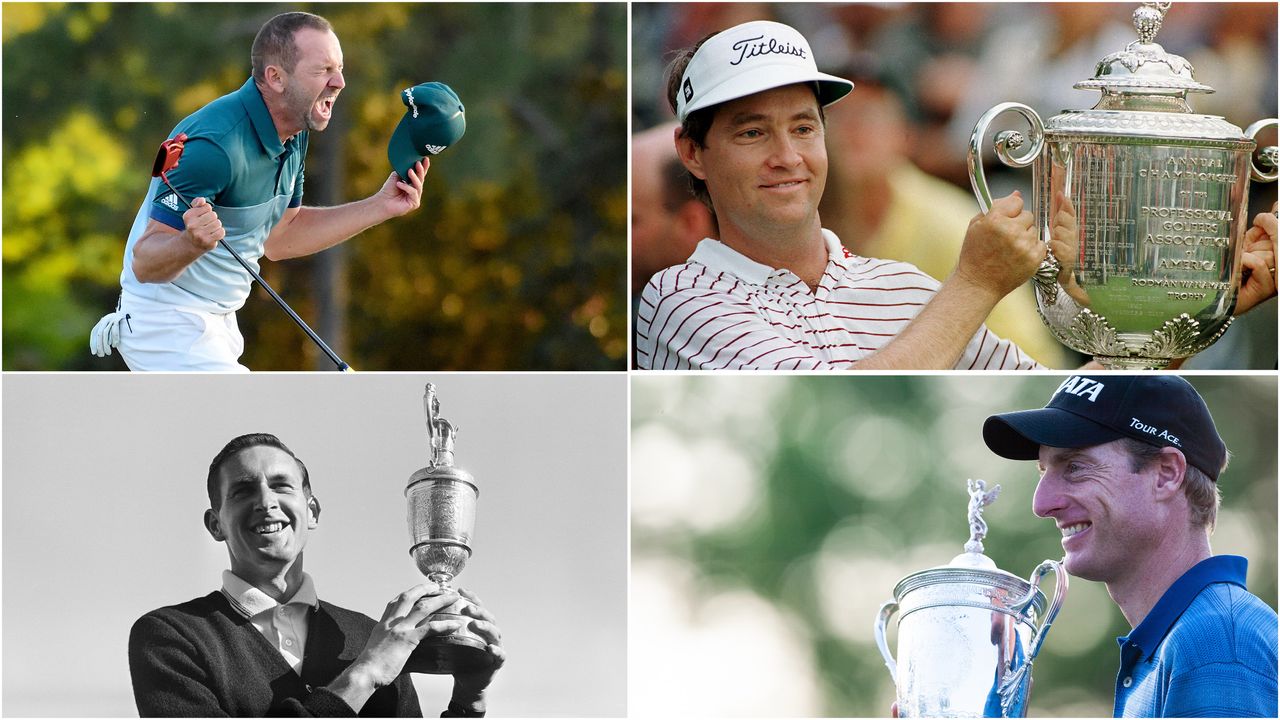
[160,176,351,371]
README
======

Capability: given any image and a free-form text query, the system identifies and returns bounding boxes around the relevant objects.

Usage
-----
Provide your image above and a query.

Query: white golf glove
[90,310,129,357]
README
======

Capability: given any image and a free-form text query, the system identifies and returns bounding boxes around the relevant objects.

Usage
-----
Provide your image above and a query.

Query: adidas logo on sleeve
[157,192,181,212]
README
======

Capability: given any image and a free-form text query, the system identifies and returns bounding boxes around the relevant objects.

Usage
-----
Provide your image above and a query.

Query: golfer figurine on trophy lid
[403,383,496,674]
[968,1,1278,369]
[875,480,1068,717]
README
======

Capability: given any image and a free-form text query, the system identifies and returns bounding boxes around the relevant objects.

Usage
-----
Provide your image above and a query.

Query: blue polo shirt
[120,78,306,312]
[1114,555,1278,718]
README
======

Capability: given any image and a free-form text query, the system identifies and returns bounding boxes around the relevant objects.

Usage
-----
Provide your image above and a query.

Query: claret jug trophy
[875,480,1068,717]
[968,1,1278,368]
[403,383,495,674]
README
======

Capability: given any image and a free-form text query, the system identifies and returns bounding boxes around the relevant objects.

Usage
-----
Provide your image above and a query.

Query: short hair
[207,433,312,511]
[664,32,825,215]
[251,12,334,84]
[1120,438,1224,531]
[665,32,719,211]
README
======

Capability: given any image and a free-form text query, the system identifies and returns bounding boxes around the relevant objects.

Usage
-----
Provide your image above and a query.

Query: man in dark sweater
[129,433,504,717]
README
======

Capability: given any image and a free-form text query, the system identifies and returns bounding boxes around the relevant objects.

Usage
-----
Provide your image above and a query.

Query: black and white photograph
[3,373,628,716]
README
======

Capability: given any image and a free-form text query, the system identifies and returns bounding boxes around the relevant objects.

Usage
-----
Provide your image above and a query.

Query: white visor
[676,20,854,123]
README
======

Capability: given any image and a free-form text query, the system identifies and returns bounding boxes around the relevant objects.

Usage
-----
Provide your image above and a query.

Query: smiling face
[679,84,827,250]
[1032,440,1169,582]
[204,445,320,586]
[279,27,345,134]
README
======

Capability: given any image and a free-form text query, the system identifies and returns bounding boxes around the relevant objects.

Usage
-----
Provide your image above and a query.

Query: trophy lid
[407,383,479,494]
[408,462,478,492]
[1074,3,1214,97]
[890,480,1046,617]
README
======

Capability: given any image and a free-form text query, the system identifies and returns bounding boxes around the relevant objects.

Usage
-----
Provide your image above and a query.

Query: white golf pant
[117,296,248,372]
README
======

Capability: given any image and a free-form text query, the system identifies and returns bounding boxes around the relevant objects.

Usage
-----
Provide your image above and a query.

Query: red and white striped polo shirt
[635,230,1041,370]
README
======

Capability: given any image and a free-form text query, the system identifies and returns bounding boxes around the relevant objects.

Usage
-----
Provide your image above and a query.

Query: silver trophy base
[1093,355,1174,370]
[403,612,496,675]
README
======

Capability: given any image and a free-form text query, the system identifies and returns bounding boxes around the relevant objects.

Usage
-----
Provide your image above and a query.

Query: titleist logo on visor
[729,34,807,66]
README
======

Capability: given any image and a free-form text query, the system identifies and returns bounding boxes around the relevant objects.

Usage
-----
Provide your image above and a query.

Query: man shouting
[92,12,428,371]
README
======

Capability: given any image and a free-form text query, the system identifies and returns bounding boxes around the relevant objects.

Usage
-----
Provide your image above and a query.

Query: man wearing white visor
[635,20,1050,370]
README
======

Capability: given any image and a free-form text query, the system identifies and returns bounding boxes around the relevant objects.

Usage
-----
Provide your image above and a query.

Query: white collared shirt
[636,230,1040,370]
[220,570,319,675]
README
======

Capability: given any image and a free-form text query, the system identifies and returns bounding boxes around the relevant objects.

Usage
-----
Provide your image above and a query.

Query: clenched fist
[182,197,225,252]
[955,190,1043,301]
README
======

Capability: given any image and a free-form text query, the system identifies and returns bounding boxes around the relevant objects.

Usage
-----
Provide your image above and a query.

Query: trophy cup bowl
[404,466,491,674]
[876,556,1065,717]
[967,3,1278,369]
[875,481,1068,717]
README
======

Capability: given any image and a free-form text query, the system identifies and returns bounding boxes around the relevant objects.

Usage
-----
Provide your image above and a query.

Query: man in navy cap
[91,11,431,371]
[984,376,1278,717]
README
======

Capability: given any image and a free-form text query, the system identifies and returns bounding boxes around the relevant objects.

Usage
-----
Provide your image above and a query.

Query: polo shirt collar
[688,229,847,284]
[221,569,320,619]
[1116,555,1248,659]
[236,78,288,160]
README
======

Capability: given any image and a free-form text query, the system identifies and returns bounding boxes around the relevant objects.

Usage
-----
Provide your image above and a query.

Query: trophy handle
[1011,558,1068,662]
[967,102,1045,213]
[968,103,1060,291]
[1244,119,1278,183]
[874,600,899,684]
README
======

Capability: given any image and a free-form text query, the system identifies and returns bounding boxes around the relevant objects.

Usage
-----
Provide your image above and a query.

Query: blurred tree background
[3,2,627,370]
[631,375,1277,717]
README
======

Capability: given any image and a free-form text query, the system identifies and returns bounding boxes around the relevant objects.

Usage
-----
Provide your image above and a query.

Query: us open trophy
[403,383,495,674]
[875,480,1068,717]
[968,1,1278,368]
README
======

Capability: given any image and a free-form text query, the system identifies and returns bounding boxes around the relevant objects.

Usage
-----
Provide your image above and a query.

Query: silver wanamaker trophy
[403,383,495,674]
[968,1,1278,369]
[875,480,1068,717]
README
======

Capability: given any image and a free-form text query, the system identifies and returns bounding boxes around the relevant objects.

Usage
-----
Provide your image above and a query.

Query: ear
[1151,447,1188,501]
[306,494,321,529]
[674,128,708,181]
[262,64,288,95]
[204,508,226,542]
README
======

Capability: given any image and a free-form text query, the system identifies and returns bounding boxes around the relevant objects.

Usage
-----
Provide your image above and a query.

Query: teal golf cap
[388,82,466,181]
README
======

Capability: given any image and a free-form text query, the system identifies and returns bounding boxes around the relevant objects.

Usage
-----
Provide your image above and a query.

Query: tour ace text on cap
[675,20,853,123]
[982,375,1227,480]
[388,82,466,181]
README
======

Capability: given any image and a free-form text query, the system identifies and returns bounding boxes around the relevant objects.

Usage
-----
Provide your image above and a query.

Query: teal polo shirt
[120,78,307,312]
[1113,555,1278,717]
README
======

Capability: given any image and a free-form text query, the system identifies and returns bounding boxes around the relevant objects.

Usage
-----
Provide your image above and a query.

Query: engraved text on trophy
[1064,144,1244,332]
